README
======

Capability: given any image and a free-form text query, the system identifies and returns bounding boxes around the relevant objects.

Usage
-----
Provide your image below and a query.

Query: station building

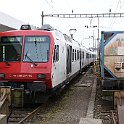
[0,11,25,31]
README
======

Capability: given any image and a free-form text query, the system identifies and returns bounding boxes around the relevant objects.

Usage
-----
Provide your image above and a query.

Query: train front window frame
[23,36,50,63]
[0,36,22,62]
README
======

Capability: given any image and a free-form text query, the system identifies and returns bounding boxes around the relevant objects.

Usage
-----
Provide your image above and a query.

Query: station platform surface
[79,118,102,124]
[79,70,102,124]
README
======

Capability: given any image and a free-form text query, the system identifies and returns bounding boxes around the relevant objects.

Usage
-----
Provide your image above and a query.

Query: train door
[66,45,72,75]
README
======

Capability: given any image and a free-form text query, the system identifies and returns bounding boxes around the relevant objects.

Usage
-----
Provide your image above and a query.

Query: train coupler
[11,88,24,107]
[0,86,24,108]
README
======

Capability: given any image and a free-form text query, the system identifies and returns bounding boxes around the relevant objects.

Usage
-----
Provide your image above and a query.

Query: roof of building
[0,11,25,31]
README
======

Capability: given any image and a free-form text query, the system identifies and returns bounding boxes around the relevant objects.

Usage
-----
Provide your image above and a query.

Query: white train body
[51,29,94,88]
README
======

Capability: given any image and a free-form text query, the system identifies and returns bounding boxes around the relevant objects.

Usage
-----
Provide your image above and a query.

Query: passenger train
[0,24,95,103]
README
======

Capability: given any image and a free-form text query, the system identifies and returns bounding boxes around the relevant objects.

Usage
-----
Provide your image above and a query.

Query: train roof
[0,24,95,55]
[0,30,53,37]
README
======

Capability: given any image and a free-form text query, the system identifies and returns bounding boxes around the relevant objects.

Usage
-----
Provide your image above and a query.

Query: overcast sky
[0,0,124,47]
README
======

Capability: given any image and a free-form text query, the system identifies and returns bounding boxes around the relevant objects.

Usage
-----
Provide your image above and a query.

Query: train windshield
[23,36,50,62]
[0,36,22,62]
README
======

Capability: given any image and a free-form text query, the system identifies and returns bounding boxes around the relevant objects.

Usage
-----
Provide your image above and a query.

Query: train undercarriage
[0,82,52,107]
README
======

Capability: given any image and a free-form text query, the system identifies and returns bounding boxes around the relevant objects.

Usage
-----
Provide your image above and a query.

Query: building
[0,11,25,31]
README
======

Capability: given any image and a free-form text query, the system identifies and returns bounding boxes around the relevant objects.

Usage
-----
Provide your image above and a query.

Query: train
[0,24,95,103]
[100,31,124,90]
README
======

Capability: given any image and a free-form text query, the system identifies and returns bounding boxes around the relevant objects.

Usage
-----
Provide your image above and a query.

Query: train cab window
[53,45,59,62]
[23,36,50,62]
[0,36,22,62]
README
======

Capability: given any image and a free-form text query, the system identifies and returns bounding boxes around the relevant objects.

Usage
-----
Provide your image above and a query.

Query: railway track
[1,67,92,124]
[7,68,91,124]
[8,105,41,124]
[95,84,124,124]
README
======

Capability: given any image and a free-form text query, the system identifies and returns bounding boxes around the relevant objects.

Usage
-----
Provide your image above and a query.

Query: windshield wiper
[25,52,37,66]
[3,59,10,66]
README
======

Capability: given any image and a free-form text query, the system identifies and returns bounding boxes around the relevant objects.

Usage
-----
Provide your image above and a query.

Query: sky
[0,0,124,48]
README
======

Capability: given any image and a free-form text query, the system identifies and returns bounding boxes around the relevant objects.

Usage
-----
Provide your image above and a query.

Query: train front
[0,26,54,103]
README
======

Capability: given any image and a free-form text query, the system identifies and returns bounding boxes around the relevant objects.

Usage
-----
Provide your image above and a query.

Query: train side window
[77,50,79,60]
[86,53,89,58]
[75,49,76,61]
[53,47,56,62]
[56,45,59,61]
[77,50,78,60]
[82,51,84,58]
[53,45,59,63]
[93,54,96,58]
[72,49,74,62]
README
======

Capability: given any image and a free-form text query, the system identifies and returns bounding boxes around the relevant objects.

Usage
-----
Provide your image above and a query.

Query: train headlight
[0,73,5,78]
[37,74,45,79]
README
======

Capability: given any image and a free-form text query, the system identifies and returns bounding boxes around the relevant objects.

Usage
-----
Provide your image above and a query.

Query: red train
[0,24,94,103]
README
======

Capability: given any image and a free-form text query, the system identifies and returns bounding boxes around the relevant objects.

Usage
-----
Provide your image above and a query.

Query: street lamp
[69,29,77,39]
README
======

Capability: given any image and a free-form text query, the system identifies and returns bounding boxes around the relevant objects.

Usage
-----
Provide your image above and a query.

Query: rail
[17,106,41,124]
[111,110,116,124]
[0,87,10,116]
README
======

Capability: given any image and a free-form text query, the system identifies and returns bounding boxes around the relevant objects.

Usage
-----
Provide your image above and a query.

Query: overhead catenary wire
[109,0,124,28]
[43,0,72,31]
[109,0,120,27]
[108,0,116,28]
[44,0,58,13]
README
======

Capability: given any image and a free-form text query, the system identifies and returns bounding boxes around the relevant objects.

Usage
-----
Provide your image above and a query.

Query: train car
[0,24,94,103]
[100,31,124,90]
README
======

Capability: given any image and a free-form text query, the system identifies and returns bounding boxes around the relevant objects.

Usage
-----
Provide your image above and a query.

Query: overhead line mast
[42,12,124,19]
[41,11,124,42]
[41,11,124,71]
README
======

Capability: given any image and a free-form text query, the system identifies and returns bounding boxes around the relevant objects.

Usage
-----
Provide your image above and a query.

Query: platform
[79,73,102,124]
[79,118,102,124]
